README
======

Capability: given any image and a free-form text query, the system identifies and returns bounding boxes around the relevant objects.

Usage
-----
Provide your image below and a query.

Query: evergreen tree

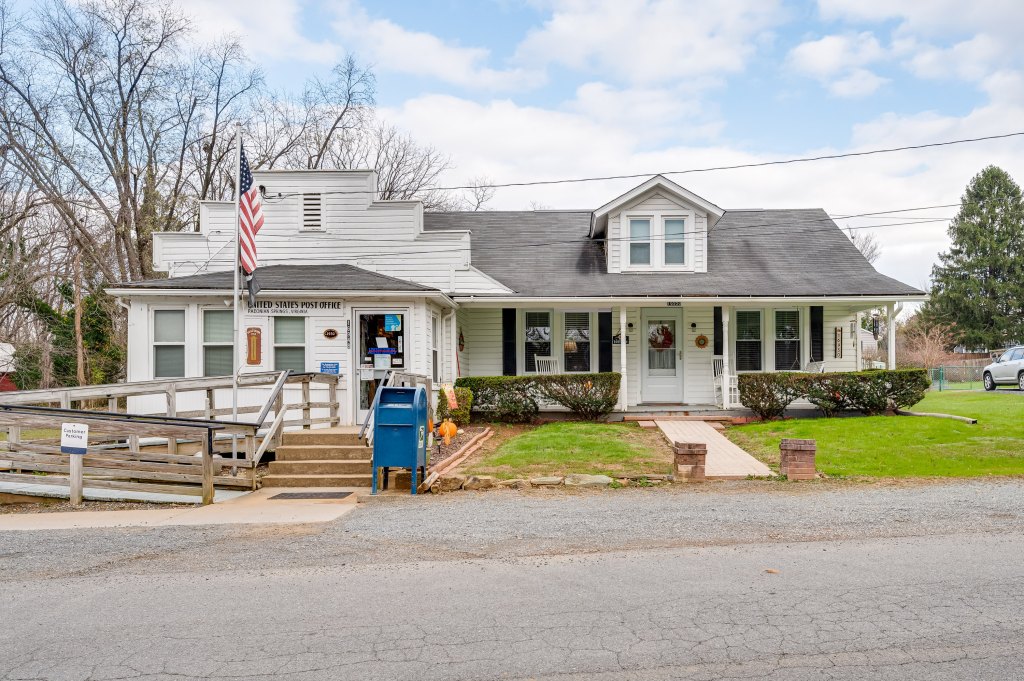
[926,166,1024,349]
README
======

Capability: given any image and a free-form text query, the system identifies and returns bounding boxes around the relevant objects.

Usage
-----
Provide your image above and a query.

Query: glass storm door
[642,311,684,403]
[356,311,406,422]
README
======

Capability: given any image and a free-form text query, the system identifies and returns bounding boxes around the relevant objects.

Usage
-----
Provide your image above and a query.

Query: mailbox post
[371,385,428,495]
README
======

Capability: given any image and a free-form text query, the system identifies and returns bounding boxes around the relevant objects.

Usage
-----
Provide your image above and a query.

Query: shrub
[455,376,539,423]
[739,369,930,419]
[737,372,803,420]
[533,372,621,419]
[454,373,622,422]
[436,386,473,426]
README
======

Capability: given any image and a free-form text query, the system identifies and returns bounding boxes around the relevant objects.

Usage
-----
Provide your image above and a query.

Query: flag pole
[231,121,242,460]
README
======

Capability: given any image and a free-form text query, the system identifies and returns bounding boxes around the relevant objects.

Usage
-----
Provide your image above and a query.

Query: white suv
[983,346,1024,391]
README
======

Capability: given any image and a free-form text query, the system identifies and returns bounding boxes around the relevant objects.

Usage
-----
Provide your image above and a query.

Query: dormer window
[624,213,691,270]
[299,193,324,232]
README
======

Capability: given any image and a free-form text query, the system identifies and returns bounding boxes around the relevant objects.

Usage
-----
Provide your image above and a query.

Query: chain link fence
[930,365,986,391]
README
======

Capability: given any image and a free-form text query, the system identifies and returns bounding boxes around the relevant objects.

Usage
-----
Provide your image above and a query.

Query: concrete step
[262,473,374,488]
[275,445,372,461]
[281,431,365,446]
[268,459,372,476]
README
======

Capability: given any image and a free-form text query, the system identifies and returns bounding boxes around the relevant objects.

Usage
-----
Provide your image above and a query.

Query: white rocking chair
[534,356,559,374]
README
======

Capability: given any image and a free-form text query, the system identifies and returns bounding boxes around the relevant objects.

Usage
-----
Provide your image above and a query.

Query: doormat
[270,492,353,500]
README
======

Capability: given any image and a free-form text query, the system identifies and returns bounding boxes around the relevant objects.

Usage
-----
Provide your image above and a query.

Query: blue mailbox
[371,385,428,495]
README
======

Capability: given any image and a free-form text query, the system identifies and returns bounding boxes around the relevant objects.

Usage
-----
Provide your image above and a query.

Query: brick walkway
[655,420,773,479]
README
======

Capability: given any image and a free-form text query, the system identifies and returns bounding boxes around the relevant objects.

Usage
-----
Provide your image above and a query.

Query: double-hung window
[664,218,686,265]
[273,317,306,372]
[430,314,440,383]
[153,310,185,378]
[203,310,234,377]
[628,218,652,266]
[563,312,591,372]
[735,311,762,372]
[524,311,552,373]
[774,310,801,371]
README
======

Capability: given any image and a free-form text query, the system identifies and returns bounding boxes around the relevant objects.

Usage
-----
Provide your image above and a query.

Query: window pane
[665,218,685,239]
[563,312,591,372]
[204,346,234,377]
[525,311,551,372]
[432,349,439,382]
[154,345,185,378]
[203,310,233,343]
[736,311,761,340]
[775,341,800,370]
[629,218,650,239]
[274,347,306,372]
[665,242,685,265]
[154,310,184,343]
[274,317,305,344]
[648,320,677,372]
[775,310,800,340]
[736,341,762,371]
[630,243,651,265]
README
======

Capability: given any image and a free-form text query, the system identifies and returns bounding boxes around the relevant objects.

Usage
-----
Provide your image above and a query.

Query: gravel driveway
[2,479,1023,581]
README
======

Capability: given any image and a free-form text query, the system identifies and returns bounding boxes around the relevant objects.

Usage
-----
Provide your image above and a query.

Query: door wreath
[694,334,709,349]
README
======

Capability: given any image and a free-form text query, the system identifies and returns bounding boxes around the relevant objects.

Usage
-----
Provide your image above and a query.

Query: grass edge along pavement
[726,391,1024,478]
[464,421,673,480]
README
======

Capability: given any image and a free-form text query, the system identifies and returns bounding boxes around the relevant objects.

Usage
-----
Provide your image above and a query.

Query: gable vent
[300,193,324,232]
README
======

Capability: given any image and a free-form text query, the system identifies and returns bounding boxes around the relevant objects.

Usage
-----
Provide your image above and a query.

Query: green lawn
[465,422,673,479]
[726,391,1024,477]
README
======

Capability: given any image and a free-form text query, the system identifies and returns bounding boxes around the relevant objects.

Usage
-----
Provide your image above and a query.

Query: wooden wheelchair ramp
[655,420,773,479]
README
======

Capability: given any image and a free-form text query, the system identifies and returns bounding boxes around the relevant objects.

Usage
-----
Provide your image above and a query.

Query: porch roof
[423,210,925,299]
[113,264,438,293]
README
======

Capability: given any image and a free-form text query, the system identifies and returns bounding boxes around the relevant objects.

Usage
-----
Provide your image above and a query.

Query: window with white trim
[664,218,686,265]
[628,218,652,266]
[203,310,234,377]
[430,314,440,383]
[735,310,762,372]
[524,311,552,373]
[774,310,801,371]
[153,310,185,378]
[273,317,306,372]
[563,312,591,372]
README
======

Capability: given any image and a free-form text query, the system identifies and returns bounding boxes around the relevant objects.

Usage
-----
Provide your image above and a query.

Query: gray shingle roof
[424,209,925,297]
[118,264,436,292]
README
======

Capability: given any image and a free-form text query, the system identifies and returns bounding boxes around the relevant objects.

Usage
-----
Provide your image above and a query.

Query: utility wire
[257,131,1024,200]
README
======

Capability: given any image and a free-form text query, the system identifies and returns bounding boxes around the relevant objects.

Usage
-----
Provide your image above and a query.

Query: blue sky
[164,1,1024,287]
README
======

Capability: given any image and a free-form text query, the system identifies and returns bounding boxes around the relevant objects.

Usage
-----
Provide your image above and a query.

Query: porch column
[618,307,628,411]
[886,303,896,369]
[721,307,731,408]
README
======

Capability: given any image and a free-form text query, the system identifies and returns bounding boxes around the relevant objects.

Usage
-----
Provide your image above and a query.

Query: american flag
[238,145,264,274]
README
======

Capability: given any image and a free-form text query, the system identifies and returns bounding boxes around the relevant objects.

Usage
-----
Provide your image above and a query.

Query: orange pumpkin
[439,418,458,446]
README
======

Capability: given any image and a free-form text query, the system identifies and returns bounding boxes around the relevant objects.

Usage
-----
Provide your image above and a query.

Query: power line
[257,131,1024,200]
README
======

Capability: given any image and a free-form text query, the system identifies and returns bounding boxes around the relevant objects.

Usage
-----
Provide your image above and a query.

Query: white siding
[457,308,503,377]
[683,306,715,404]
[152,170,510,295]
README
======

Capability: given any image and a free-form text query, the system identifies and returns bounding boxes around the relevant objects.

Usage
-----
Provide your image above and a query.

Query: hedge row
[454,372,621,422]
[737,369,930,420]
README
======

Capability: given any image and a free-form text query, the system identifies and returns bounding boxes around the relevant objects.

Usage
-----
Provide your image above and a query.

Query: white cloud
[176,0,339,64]
[330,1,542,90]
[515,0,784,86]
[903,35,1006,82]
[787,32,888,97]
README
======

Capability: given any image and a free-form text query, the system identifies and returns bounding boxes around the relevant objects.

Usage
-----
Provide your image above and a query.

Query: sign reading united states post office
[247,300,344,315]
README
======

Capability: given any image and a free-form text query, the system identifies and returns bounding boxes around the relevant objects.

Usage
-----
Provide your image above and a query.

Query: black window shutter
[810,306,824,362]
[598,311,613,372]
[713,306,723,355]
[501,308,517,376]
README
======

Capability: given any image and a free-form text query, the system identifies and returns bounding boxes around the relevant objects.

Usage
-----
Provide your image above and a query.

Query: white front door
[354,309,408,423]
[642,310,684,403]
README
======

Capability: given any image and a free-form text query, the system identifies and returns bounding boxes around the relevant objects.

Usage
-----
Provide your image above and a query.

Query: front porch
[454,299,900,411]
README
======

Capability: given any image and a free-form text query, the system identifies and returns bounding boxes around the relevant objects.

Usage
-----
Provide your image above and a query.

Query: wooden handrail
[254,371,291,426]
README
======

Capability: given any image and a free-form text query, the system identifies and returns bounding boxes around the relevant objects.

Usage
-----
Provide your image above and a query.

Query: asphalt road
[2,482,1024,680]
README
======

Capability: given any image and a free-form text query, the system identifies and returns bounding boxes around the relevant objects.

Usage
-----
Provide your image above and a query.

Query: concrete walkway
[0,487,359,531]
[656,420,773,479]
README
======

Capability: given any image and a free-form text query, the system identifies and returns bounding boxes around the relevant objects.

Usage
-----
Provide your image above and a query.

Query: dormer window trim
[623,210,696,272]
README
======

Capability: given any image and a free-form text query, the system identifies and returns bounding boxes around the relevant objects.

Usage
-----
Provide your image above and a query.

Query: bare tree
[464,176,496,211]
[848,228,881,264]
[897,316,956,369]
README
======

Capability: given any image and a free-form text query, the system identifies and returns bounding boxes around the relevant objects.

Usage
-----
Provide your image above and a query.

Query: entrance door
[355,310,407,423]
[642,310,684,403]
